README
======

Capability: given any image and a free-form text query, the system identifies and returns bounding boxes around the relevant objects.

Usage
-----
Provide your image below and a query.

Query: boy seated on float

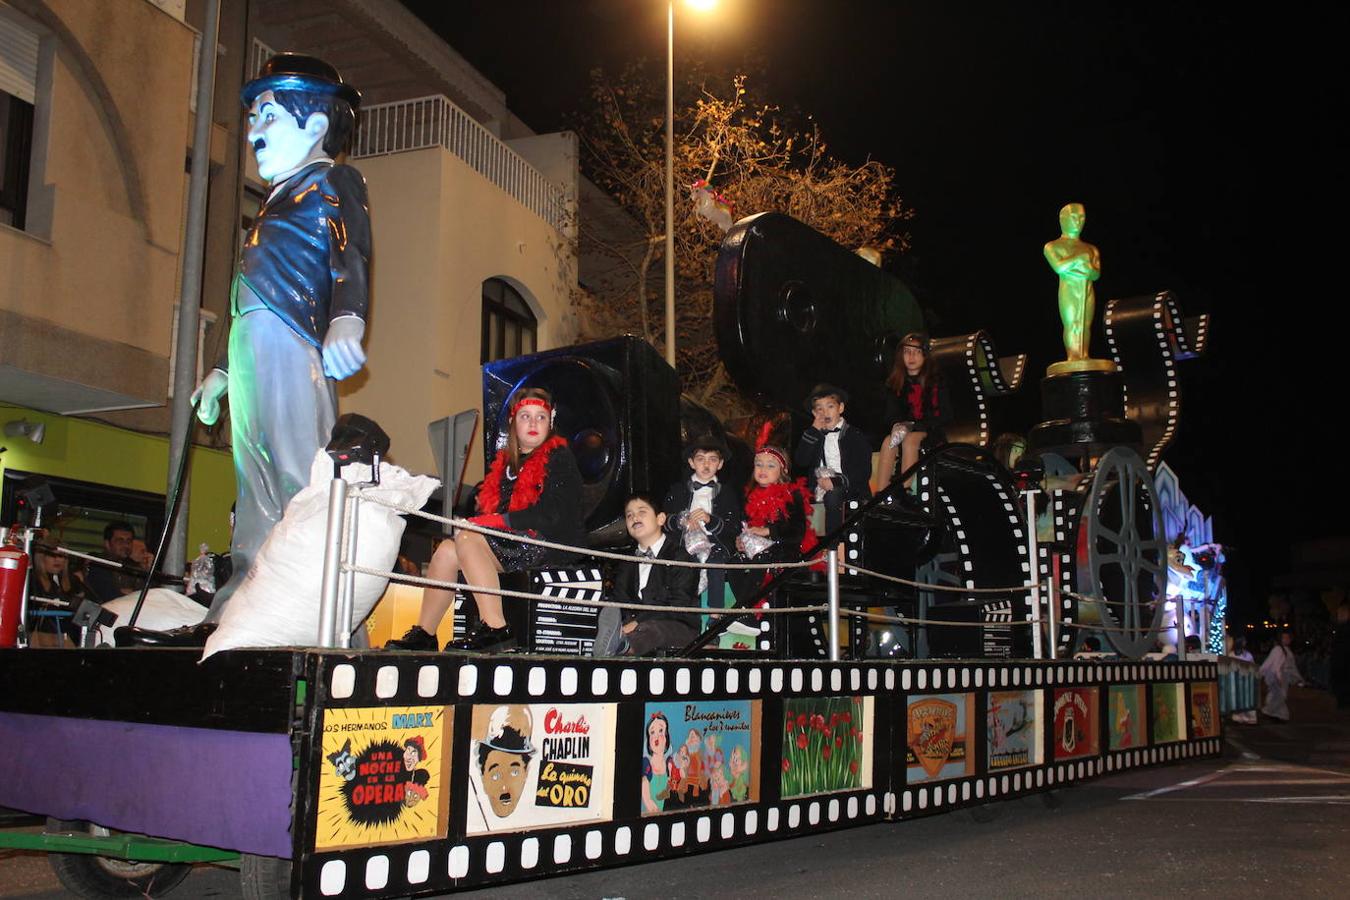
[593,493,701,657]
[662,434,741,613]
[793,383,873,533]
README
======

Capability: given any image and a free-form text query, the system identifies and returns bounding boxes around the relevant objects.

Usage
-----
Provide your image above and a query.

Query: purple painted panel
[0,712,294,857]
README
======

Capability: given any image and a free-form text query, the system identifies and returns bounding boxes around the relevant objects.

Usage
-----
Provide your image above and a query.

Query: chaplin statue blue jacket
[224,160,371,362]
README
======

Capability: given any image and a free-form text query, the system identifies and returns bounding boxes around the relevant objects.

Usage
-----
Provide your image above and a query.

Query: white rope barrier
[844,562,1047,595]
[343,562,827,617]
[356,490,821,571]
[840,603,1168,637]
[362,489,1050,595]
[839,608,1034,630]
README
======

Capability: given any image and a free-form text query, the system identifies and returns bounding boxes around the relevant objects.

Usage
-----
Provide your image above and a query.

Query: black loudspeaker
[483,337,683,545]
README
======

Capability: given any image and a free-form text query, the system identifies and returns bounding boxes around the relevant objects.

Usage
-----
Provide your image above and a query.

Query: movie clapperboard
[528,568,603,655]
[982,598,1015,658]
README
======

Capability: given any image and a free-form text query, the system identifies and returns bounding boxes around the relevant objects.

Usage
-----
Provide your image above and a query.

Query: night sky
[401,1,1343,620]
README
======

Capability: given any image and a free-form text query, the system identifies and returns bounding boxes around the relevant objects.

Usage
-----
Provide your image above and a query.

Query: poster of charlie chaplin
[466,702,617,835]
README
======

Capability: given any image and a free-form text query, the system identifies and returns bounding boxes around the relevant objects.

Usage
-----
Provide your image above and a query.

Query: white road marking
[1123,759,1350,803]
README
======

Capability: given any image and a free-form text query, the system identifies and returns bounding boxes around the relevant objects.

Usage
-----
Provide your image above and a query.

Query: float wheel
[45,820,191,898]
[239,853,295,899]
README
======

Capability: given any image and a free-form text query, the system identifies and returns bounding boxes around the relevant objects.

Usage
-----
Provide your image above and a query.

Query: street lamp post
[665,0,718,369]
[666,0,676,368]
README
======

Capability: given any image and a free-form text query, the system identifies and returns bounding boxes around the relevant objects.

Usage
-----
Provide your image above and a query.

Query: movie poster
[641,700,761,816]
[782,696,874,798]
[465,702,617,836]
[1107,685,1147,750]
[1152,683,1186,743]
[987,690,1042,772]
[1053,687,1100,760]
[906,693,977,784]
[315,705,452,850]
[1190,682,1219,738]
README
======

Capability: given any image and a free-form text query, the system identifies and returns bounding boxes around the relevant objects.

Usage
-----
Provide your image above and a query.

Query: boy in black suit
[594,494,701,657]
[793,383,873,533]
[663,434,741,609]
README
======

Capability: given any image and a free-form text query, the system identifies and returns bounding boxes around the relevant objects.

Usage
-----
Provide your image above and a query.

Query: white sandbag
[202,452,439,659]
[97,588,207,646]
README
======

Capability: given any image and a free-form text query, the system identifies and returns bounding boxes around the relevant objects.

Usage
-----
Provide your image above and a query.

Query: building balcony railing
[247,40,567,233]
[350,94,568,234]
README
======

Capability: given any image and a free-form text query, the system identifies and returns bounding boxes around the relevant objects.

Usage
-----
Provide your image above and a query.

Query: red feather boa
[477,435,568,515]
[743,478,819,556]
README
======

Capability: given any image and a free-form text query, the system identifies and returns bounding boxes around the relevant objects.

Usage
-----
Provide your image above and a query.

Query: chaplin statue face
[247,89,329,184]
[1058,203,1086,238]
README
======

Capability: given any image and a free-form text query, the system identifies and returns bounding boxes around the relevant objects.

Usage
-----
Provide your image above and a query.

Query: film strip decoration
[928,330,1027,448]
[1044,488,1083,655]
[528,568,603,656]
[1102,291,1210,472]
[914,454,1032,658]
[300,655,1221,898]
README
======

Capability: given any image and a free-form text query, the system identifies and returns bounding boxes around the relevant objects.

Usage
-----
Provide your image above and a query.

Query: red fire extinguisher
[0,534,30,648]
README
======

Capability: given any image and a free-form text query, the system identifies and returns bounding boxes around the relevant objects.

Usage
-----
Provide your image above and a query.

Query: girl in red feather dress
[385,387,584,652]
[730,438,819,606]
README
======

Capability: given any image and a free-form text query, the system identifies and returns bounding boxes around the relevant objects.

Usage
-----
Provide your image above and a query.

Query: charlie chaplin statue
[120,54,371,646]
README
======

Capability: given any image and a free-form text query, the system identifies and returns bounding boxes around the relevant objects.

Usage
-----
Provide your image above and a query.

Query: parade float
[0,52,1243,900]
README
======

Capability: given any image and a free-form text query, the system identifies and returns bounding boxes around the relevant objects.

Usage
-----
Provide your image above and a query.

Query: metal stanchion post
[317,478,349,648]
[1176,595,1187,661]
[16,509,43,648]
[826,547,841,662]
[1048,554,1060,660]
[1025,490,1043,660]
[337,494,360,649]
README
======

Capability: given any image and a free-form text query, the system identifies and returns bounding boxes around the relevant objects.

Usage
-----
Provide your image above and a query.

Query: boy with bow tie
[594,494,701,656]
[794,384,873,533]
[662,435,742,609]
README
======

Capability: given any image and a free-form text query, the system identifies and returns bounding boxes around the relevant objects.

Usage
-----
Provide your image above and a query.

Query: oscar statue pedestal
[1027,368,1141,460]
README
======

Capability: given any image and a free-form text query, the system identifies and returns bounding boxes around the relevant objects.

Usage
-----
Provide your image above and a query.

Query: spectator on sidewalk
[1260,630,1305,723]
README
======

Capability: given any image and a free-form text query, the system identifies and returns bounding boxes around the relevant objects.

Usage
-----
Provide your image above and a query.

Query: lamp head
[3,419,45,444]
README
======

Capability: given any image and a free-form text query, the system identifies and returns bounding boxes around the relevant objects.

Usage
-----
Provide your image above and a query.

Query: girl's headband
[511,396,556,426]
[755,446,789,471]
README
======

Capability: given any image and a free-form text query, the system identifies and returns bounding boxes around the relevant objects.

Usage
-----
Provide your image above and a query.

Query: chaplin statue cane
[122,54,371,646]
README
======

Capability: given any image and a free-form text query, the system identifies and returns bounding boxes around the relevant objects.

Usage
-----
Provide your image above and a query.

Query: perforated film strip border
[307,790,886,897]
[309,657,1220,897]
[892,735,1221,819]
[889,659,1219,819]
[322,654,905,707]
[321,654,1216,713]
[304,732,1223,899]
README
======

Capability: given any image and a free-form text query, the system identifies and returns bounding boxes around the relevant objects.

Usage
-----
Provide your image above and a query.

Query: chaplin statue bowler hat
[242,53,361,109]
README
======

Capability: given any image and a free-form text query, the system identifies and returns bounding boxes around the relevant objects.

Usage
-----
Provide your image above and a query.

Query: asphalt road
[4,688,1347,899]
